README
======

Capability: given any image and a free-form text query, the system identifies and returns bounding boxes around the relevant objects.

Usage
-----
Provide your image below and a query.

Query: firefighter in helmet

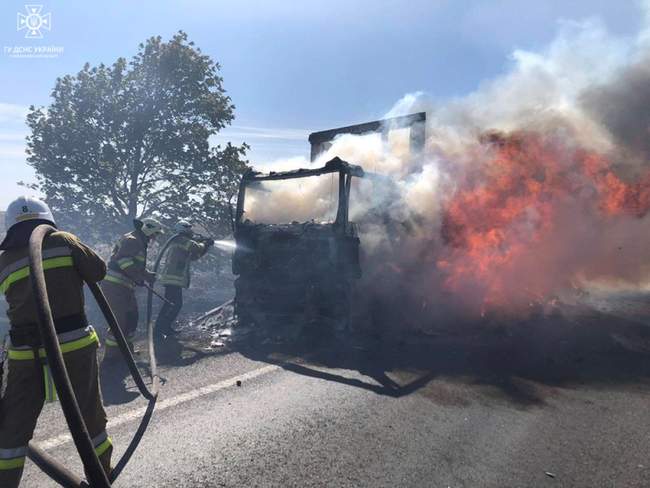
[101,217,163,360]
[0,196,112,486]
[155,220,213,337]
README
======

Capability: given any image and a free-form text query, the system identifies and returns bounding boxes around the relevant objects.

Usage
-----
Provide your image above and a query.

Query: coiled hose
[25,224,159,487]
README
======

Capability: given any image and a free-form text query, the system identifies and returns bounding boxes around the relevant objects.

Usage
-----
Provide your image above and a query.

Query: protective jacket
[0,231,106,330]
[101,229,154,349]
[159,236,208,289]
[104,230,154,289]
[0,230,112,486]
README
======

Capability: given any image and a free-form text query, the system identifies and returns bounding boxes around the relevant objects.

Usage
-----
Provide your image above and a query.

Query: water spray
[213,239,237,251]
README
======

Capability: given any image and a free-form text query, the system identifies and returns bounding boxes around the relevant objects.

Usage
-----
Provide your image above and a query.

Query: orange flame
[437,130,650,313]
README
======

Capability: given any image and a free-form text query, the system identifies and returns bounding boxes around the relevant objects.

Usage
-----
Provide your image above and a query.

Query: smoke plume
[247,8,650,323]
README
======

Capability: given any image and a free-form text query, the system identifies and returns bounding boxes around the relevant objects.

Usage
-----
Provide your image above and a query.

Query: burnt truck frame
[232,113,426,332]
[232,157,365,330]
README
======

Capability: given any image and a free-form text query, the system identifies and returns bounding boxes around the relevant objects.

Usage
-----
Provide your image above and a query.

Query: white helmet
[4,196,55,232]
[136,217,164,237]
[174,220,193,235]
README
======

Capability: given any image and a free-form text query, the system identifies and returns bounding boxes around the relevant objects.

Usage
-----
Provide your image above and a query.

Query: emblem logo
[17,5,52,39]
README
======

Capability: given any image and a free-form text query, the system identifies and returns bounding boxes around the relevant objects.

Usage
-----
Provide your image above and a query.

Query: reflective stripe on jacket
[0,231,106,329]
[105,230,151,288]
[8,325,99,360]
[8,325,99,402]
[104,269,135,289]
[159,236,207,288]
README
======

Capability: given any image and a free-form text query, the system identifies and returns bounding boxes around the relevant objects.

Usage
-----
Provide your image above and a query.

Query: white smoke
[246,4,650,319]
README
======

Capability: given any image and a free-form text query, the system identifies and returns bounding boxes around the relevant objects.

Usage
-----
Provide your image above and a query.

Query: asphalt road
[17,307,650,487]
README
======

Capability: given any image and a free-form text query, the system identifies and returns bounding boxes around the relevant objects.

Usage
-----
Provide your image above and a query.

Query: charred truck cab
[233,157,364,331]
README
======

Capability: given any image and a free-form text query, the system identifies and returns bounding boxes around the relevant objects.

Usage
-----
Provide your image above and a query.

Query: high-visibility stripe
[160,274,185,283]
[10,326,93,351]
[0,447,27,460]
[160,280,185,286]
[8,330,99,360]
[0,257,29,285]
[44,364,58,403]
[161,272,185,279]
[135,255,146,262]
[92,431,108,446]
[10,325,95,351]
[160,276,185,282]
[118,258,135,269]
[0,446,27,470]
[95,438,112,457]
[92,431,112,457]
[104,272,134,289]
[0,256,74,294]
[160,277,186,286]
[57,327,93,344]
[105,333,135,347]
[0,247,72,285]
[0,457,25,470]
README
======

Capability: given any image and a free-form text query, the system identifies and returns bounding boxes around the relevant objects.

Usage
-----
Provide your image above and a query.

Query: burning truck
[230,114,426,333]
[232,157,364,332]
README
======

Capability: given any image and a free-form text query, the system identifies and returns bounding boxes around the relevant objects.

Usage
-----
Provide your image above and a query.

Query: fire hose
[25,224,159,487]
[147,231,229,328]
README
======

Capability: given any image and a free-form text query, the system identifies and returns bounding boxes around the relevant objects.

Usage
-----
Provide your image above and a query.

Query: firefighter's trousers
[0,326,112,487]
[155,285,183,335]
[101,280,138,355]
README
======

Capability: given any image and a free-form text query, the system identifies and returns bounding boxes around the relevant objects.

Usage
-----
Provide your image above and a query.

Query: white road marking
[37,364,280,451]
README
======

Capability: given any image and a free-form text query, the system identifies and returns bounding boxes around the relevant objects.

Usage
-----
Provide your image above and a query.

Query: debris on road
[545,471,556,479]
[194,299,234,323]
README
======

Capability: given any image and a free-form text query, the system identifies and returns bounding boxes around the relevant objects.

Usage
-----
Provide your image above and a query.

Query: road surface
[18,306,650,487]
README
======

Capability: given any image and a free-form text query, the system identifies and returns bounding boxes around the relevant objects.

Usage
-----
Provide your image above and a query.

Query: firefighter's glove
[204,238,215,248]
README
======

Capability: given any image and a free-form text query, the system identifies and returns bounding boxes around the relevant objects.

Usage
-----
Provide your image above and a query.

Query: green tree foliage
[25,31,248,242]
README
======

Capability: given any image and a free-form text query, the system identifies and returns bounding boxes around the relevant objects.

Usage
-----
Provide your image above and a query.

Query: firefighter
[0,196,112,487]
[101,217,163,360]
[155,220,213,337]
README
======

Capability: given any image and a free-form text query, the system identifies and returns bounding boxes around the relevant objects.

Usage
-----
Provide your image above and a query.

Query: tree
[25,31,248,243]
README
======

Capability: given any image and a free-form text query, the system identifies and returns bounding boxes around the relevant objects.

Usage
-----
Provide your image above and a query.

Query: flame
[437,130,650,313]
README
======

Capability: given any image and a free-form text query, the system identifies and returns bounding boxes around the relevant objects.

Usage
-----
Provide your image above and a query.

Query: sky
[0,0,643,208]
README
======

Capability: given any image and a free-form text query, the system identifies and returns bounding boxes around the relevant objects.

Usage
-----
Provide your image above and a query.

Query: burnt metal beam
[308,112,426,161]
[242,157,365,183]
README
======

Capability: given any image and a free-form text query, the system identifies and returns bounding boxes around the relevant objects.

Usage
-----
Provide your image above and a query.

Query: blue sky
[0,0,643,207]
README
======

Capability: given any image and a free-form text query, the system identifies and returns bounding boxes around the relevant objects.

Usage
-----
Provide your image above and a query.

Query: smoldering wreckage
[219,99,650,347]
[97,21,650,344]
[223,113,428,338]
[232,156,364,334]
